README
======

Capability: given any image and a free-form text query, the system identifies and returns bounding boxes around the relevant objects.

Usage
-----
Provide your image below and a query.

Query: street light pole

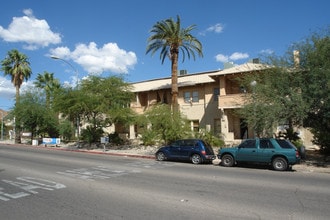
[51,56,80,142]
[50,56,79,88]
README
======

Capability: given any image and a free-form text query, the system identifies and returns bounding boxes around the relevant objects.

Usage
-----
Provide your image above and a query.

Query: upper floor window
[184,91,199,103]
[213,88,219,101]
[192,91,199,102]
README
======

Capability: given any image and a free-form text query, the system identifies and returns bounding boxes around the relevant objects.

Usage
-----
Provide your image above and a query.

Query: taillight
[296,150,300,158]
[201,150,206,155]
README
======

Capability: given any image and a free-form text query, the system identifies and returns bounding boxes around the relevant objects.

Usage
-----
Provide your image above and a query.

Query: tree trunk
[15,85,21,144]
[171,51,179,112]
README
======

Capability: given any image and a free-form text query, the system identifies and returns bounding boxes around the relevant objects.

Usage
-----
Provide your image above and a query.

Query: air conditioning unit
[179,70,187,75]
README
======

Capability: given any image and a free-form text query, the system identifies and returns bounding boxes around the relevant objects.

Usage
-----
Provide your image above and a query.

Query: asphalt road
[1,144,329,220]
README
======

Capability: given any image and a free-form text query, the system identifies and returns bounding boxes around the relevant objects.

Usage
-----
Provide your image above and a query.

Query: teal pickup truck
[218,138,301,171]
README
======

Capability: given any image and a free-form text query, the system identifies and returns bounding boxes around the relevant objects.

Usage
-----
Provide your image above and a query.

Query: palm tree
[34,71,61,108]
[146,15,203,112]
[1,49,32,143]
[1,49,32,104]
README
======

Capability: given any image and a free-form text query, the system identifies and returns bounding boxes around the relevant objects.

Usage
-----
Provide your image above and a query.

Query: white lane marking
[56,161,173,181]
[56,166,140,181]
[0,177,66,202]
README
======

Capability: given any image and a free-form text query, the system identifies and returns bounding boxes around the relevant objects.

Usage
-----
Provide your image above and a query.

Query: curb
[0,142,156,160]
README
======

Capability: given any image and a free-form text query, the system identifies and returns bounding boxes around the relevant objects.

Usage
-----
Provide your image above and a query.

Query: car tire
[191,154,202,164]
[156,152,166,161]
[221,154,234,167]
[272,157,288,171]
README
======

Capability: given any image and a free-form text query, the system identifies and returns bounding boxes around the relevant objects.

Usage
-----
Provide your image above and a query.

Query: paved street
[1,144,329,220]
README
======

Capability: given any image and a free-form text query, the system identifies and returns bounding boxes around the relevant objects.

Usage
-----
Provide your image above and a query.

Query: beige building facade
[127,61,314,148]
[130,70,221,139]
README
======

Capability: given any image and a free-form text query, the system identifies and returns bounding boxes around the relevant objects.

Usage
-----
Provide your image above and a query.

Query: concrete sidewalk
[0,139,156,159]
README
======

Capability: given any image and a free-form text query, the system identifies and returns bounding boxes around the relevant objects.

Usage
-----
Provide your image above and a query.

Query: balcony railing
[218,93,250,109]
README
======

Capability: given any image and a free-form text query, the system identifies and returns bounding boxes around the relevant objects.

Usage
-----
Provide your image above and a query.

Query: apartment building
[127,61,314,148]
[130,69,221,139]
[127,61,264,145]
[209,62,267,144]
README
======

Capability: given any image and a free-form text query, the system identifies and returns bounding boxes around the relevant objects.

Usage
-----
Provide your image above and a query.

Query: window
[171,140,181,147]
[213,88,219,101]
[192,91,199,102]
[192,120,199,132]
[276,139,295,149]
[184,91,199,103]
[239,140,256,148]
[184,92,190,103]
[260,139,275,149]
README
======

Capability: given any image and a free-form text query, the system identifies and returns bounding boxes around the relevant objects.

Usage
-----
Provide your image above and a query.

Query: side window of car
[260,140,275,149]
[184,140,193,146]
[171,140,181,148]
[276,139,294,149]
[240,140,256,148]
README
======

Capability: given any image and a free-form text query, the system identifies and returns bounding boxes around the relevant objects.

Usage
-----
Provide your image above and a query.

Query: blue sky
[0,0,329,110]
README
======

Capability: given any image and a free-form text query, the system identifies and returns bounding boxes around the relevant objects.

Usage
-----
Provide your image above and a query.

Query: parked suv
[218,138,300,171]
[155,139,216,164]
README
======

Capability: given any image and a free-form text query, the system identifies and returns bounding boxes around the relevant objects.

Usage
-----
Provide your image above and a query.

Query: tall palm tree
[1,49,32,143]
[34,71,61,108]
[1,49,32,104]
[146,15,203,112]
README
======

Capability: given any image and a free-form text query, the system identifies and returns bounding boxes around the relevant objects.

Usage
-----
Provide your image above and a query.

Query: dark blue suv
[155,139,216,164]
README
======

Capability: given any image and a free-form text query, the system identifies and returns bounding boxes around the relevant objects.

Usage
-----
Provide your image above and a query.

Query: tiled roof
[209,63,270,77]
[131,70,220,92]
[131,63,270,92]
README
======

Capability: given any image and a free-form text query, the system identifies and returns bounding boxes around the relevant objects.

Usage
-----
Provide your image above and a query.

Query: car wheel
[272,157,288,171]
[191,154,202,164]
[221,154,234,167]
[156,152,166,161]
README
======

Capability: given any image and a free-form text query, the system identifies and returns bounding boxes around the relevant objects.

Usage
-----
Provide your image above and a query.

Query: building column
[221,109,229,134]
[221,109,234,144]
[129,125,135,139]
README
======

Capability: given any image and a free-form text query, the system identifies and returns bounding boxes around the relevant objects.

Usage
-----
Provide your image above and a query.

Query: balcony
[218,94,249,109]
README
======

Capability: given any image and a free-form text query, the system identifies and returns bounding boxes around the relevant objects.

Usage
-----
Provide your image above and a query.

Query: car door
[236,139,258,162]
[168,140,182,159]
[257,139,276,162]
[179,139,196,160]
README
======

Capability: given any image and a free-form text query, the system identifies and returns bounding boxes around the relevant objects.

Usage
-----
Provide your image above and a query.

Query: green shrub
[108,132,124,145]
[194,128,224,147]
[80,126,104,144]
[58,120,74,141]
[140,129,158,146]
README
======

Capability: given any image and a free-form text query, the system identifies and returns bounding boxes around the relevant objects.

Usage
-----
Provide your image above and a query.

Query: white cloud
[200,23,224,36]
[0,76,34,109]
[260,49,274,54]
[0,9,61,50]
[215,54,229,63]
[0,77,15,100]
[207,23,224,33]
[49,46,71,59]
[229,52,249,60]
[49,42,137,74]
[215,52,249,63]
